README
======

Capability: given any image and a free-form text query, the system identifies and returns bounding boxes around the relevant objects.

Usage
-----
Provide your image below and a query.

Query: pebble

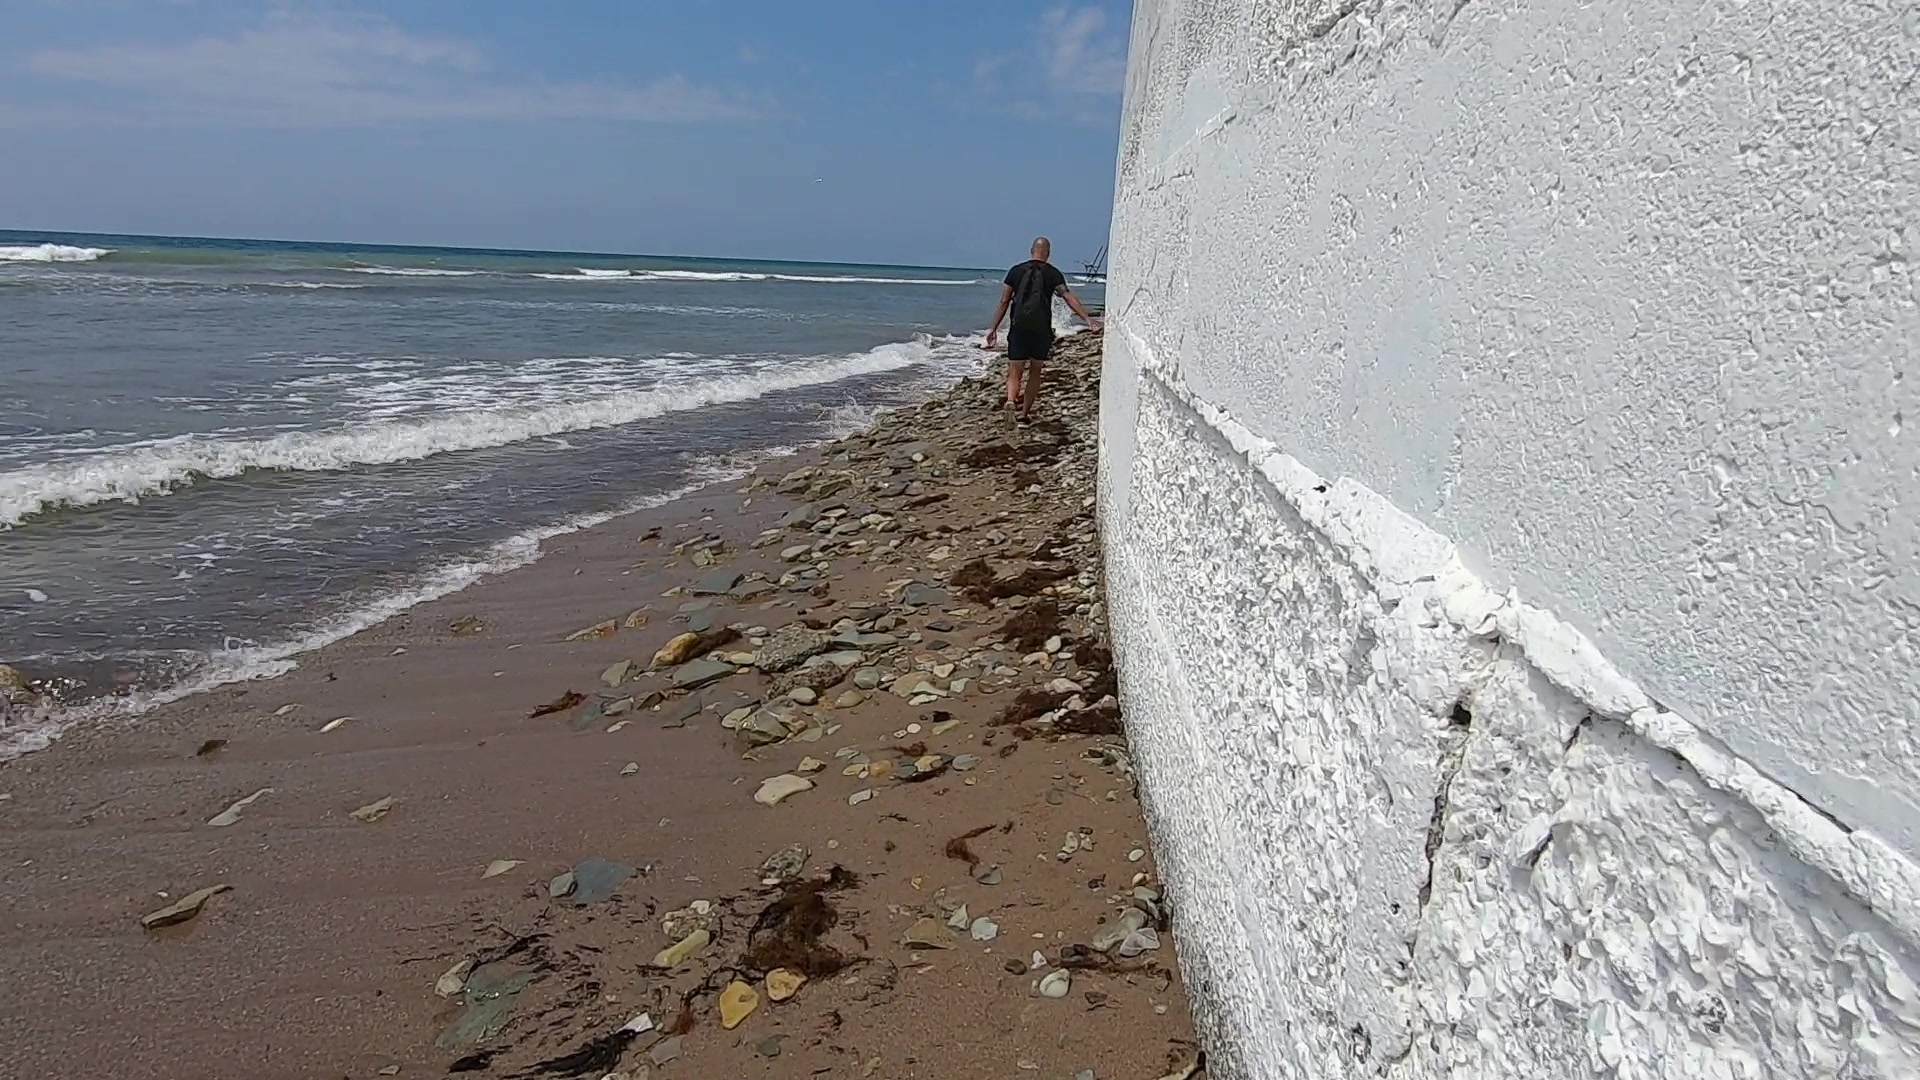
[754,774,814,806]
[653,928,711,969]
[1038,969,1072,998]
[970,916,1000,942]
[718,981,760,1029]
[766,967,806,1002]
[620,762,640,776]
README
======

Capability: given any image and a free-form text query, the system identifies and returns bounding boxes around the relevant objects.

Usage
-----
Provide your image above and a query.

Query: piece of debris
[566,857,633,905]
[319,716,352,733]
[140,884,231,930]
[531,690,586,718]
[349,796,395,823]
[620,762,640,776]
[449,614,486,635]
[970,916,1000,942]
[482,859,523,879]
[648,1037,683,1067]
[207,788,271,827]
[195,738,227,757]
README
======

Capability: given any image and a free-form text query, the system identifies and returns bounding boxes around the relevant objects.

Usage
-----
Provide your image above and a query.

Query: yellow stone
[719,980,759,1029]
[652,928,710,969]
[652,632,702,668]
[766,968,806,1002]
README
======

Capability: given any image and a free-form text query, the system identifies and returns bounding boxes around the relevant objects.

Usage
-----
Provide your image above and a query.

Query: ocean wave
[532,268,979,286]
[0,463,760,762]
[0,243,111,263]
[0,337,963,528]
[261,281,369,290]
[342,266,482,277]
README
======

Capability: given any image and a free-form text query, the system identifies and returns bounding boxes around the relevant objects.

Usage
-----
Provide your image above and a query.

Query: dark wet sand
[0,334,1200,1080]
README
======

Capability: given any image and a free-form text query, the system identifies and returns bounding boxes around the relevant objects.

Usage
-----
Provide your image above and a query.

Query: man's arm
[1056,285,1103,332]
[983,284,1013,348]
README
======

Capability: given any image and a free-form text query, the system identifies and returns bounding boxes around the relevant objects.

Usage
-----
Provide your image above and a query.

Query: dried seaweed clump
[741,867,861,978]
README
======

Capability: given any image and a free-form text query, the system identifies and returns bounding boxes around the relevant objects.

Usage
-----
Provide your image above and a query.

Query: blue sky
[0,1,1133,267]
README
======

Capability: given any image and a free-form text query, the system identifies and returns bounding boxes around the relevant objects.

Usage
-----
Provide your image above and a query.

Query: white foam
[0,244,111,263]
[0,465,759,762]
[0,337,971,527]
[262,281,369,290]
[532,268,979,286]
[341,266,481,277]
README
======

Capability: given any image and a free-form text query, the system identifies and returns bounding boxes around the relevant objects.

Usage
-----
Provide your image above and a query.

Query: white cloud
[1037,6,1127,97]
[971,5,1127,125]
[9,10,754,127]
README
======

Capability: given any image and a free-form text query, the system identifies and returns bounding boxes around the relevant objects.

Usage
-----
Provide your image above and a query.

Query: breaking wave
[0,336,966,528]
[533,268,980,285]
[0,244,111,263]
[342,266,482,277]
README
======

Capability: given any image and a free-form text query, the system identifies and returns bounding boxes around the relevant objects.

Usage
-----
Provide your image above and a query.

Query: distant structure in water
[1075,244,1107,285]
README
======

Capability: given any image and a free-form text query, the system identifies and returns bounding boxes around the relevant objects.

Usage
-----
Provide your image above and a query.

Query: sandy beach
[0,334,1201,1080]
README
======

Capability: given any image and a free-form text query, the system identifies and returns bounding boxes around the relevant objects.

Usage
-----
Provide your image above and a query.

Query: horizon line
[0,226,1030,274]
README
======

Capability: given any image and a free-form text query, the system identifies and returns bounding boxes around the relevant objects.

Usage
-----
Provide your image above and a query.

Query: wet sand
[0,334,1201,1080]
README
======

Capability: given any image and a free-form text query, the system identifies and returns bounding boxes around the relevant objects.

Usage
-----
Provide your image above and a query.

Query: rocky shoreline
[0,332,1202,1079]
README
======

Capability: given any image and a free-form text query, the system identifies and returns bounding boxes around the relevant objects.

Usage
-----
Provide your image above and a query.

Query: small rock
[672,657,737,690]
[567,857,633,904]
[482,859,522,879]
[651,632,703,668]
[601,659,634,687]
[797,756,826,774]
[623,609,650,629]
[953,754,981,772]
[652,928,711,969]
[901,917,951,949]
[350,796,395,823]
[1004,958,1029,975]
[620,762,640,776]
[973,864,1003,885]
[549,871,577,898]
[693,570,746,596]
[435,959,473,997]
[848,789,874,805]
[834,690,866,709]
[789,687,818,705]
[853,668,883,690]
[754,773,814,806]
[755,1036,785,1058]
[566,619,619,641]
[449,614,486,635]
[719,980,759,1029]
[1038,969,1072,998]
[1128,848,1145,863]
[649,1037,683,1067]
[139,884,231,930]
[947,904,971,930]
[760,843,809,883]
[766,967,806,1002]
[970,916,1000,942]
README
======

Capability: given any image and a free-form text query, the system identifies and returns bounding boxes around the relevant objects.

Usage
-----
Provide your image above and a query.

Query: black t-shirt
[1004,259,1066,333]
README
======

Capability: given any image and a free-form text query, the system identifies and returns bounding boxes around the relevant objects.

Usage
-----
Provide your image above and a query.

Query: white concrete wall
[1098,0,1920,1076]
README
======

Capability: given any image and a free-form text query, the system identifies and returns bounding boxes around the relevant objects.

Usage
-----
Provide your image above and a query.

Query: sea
[0,230,1100,758]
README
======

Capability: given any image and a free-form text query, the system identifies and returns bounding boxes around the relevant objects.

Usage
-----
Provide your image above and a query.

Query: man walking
[983,237,1101,423]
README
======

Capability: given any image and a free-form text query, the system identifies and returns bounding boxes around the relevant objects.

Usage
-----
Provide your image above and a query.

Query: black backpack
[1011,261,1054,333]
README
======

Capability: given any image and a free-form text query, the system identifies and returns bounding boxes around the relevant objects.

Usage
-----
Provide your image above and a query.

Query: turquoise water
[0,229,1100,750]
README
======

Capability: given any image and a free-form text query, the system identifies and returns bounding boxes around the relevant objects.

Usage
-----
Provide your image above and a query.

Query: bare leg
[1005,361,1025,407]
[1018,361,1043,418]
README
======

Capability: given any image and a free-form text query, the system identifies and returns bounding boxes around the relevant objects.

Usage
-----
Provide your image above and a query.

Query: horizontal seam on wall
[1106,317,1920,944]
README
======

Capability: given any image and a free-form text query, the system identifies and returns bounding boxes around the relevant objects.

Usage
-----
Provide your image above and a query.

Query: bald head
[1030,237,1051,260]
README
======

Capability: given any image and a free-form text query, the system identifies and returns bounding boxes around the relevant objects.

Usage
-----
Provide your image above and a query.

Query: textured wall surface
[1099,0,1920,1076]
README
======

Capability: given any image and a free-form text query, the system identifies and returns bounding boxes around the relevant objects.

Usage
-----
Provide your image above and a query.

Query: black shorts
[1007,327,1053,362]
